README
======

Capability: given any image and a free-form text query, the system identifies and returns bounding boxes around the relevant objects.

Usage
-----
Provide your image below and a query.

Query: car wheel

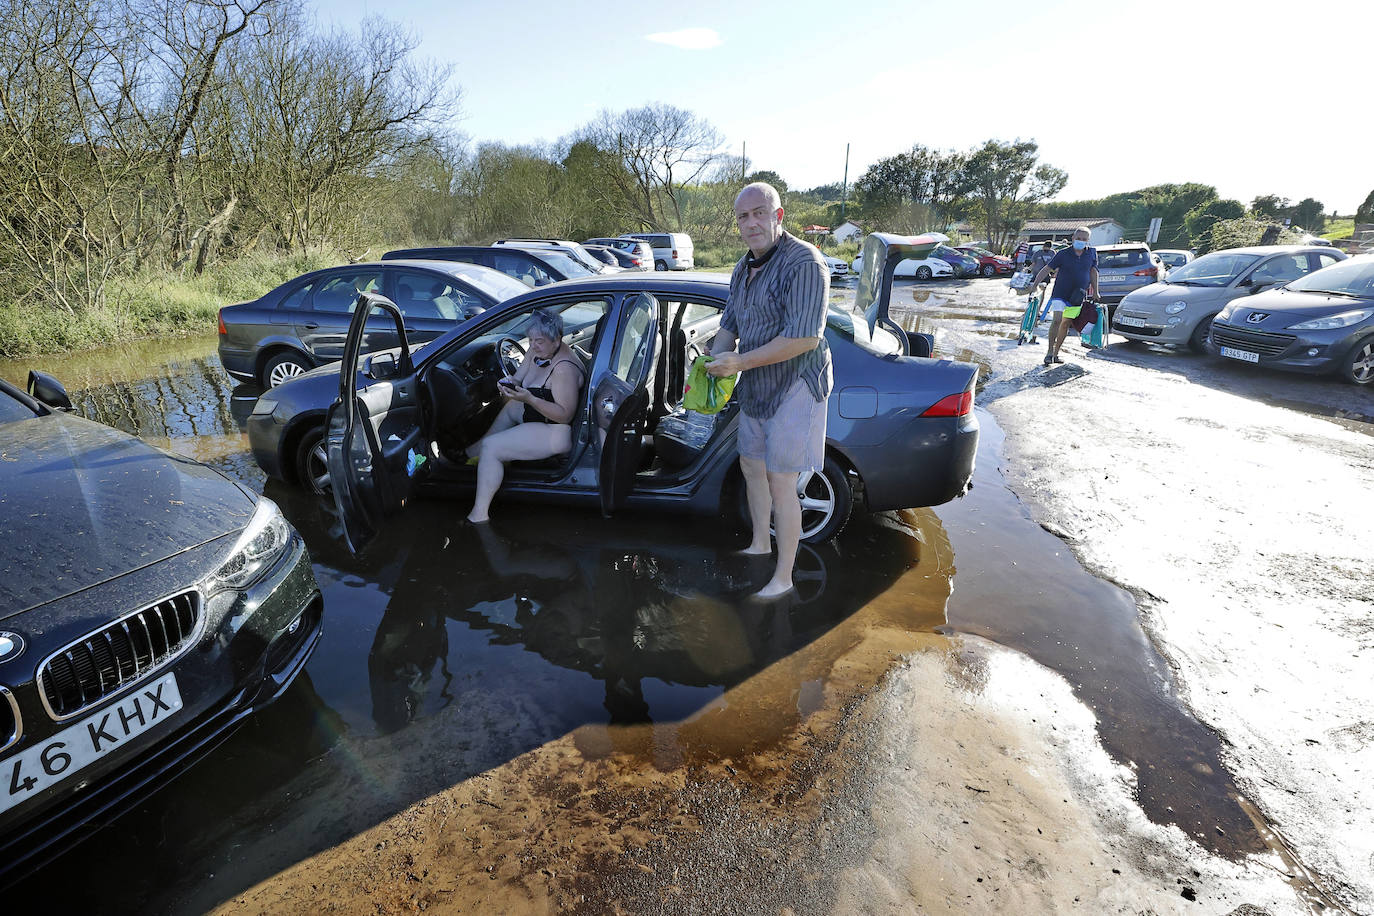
[981,264,996,278]
[798,456,854,543]
[915,266,933,281]
[263,351,310,388]
[655,260,667,271]
[1188,315,1216,355]
[1341,334,1374,385]
[294,425,330,494]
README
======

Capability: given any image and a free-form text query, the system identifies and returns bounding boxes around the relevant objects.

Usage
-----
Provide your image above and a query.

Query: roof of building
[1021,218,1121,231]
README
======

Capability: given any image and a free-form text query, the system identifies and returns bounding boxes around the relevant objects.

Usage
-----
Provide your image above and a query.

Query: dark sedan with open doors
[245,233,980,550]
[217,259,529,388]
[0,372,322,884]
[1209,253,1374,385]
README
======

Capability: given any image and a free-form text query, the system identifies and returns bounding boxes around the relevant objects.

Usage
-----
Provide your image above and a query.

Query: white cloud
[645,28,722,51]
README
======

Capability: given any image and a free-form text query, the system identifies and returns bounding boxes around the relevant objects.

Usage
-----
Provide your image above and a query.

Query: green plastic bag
[683,356,736,414]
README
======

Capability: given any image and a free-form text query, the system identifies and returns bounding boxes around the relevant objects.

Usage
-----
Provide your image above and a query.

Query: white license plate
[1220,346,1259,364]
[1116,315,1148,328]
[2,672,183,815]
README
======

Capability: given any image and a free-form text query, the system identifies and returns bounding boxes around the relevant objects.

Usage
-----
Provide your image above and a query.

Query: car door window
[392,270,480,320]
[1315,253,1343,271]
[310,270,381,313]
[1252,254,1309,286]
[612,294,656,384]
[278,280,312,311]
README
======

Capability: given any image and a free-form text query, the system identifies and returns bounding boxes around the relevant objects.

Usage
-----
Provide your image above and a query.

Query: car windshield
[0,386,39,423]
[1158,252,1187,267]
[1097,249,1148,269]
[1285,257,1374,298]
[964,247,996,258]
[826,306,904,357]
[1164,252,1260,286]
[454,268,530,302]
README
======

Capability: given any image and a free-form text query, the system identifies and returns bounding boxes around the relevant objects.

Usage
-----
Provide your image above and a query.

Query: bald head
[735,182,784,257]
[735,182,781,212]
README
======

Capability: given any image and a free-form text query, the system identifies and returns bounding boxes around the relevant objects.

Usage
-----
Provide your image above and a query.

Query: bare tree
[576,104,723,231]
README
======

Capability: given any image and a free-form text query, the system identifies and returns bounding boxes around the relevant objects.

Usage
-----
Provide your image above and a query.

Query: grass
[0,250,340,359]
[1322,218,1355,241]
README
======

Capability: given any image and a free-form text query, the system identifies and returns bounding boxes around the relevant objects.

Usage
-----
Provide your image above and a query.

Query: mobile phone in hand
[499,378,518,390]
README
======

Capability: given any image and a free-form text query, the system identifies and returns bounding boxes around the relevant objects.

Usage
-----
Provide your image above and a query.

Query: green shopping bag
[683,356,736,414]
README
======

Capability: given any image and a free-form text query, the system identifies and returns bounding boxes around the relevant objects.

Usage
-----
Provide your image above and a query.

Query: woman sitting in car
[466,308,585,523]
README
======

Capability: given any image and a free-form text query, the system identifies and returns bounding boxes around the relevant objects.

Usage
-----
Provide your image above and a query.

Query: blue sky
[320,0,1373,215]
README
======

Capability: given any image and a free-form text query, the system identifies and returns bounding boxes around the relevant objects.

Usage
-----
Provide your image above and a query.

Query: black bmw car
[0,372,323,883]
[245,233,981,551]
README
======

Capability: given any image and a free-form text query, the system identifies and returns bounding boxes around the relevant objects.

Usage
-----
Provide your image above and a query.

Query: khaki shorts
[738,379,826,473]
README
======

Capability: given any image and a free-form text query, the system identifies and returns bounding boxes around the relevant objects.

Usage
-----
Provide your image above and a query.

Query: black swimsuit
[521,358,582,424]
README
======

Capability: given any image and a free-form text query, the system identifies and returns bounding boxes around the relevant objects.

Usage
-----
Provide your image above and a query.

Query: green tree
[1357,189,1374,224]
[852,145,971,234]
[1290,198,1324,232]
[1185,199,1245,251]
[1250,195,1288,219]
[963,139,1066,250]
[745,170,788,193]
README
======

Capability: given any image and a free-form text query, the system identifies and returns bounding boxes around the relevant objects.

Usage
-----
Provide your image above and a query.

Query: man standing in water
[1033,226,1099,365]
[707,182,831,599]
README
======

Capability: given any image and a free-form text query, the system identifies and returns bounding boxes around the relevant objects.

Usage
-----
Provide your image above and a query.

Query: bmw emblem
[0,632,24,664]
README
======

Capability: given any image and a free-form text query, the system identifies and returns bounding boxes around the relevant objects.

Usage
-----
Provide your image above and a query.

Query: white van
[623,232,694,271]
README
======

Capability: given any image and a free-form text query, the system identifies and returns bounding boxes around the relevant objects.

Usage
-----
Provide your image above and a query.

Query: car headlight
[1165,301,1187,315]
[250,395,278,417]
[1216,303,1237,322]
[206,498,293,594]
[1286,308,1374,330]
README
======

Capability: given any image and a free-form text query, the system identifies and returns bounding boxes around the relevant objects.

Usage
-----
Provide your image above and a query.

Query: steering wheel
[496,336,525,376]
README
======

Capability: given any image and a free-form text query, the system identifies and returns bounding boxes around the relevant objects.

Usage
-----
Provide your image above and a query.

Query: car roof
[379,258,514,277]
[1096,243,1150,251]
[1206,245,1331,256]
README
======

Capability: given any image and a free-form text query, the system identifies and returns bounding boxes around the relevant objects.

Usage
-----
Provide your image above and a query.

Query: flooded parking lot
[0,318,1354,912]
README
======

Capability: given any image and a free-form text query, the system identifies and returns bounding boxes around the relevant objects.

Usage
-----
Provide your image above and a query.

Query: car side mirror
[364,352,398,379]
[1248,282,1268,295]
[27,370,73,410]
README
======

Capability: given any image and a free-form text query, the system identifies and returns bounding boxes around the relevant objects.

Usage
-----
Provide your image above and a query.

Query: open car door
[854,231,946,349]
[326,291,425,554]
[596,292,660,517]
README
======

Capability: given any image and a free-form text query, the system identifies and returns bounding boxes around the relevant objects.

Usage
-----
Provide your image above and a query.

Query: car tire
[981,264,996,278]
[1188,315,1216,355]
[915,266,933,281]
[797,456,854,544]
[294,425,330,494]
[263,351,311,388]
[655,260,667,271]
[1341,334,1374,385]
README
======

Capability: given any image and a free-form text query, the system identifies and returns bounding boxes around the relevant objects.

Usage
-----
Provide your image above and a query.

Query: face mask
[1072,239,1087,251]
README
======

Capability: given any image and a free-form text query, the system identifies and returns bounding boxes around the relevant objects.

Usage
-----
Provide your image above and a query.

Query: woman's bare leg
[467,423,571,523]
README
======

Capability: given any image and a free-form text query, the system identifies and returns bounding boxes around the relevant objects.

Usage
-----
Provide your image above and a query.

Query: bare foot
[733,545,772,556]
[751,579,794,601]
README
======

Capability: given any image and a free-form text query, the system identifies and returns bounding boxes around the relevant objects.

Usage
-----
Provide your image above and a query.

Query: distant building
[833,219,864,243]
[1018,218,1124,247]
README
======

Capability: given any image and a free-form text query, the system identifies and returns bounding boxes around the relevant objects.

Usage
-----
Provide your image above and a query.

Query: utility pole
[840,143,849,222]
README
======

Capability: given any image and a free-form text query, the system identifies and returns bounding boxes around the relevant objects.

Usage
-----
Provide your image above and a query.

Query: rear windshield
[1164,252,1260,287]
[826,306,903,357]
[452,267,530,302]
[1285,257,1374,298]
[538,252,595,278]
[1097,249,1148,269]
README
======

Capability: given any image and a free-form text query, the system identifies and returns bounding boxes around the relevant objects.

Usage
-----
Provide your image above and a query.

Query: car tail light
[671,249,678,258]
[1133,267,1158,278]
[218,309,228,336]
[921,390,974,417]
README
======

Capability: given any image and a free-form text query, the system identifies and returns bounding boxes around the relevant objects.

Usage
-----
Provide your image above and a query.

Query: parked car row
[1110,244,1370,385]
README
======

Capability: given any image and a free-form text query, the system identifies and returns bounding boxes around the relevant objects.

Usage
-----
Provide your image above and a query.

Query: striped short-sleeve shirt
[721,231,833,419]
